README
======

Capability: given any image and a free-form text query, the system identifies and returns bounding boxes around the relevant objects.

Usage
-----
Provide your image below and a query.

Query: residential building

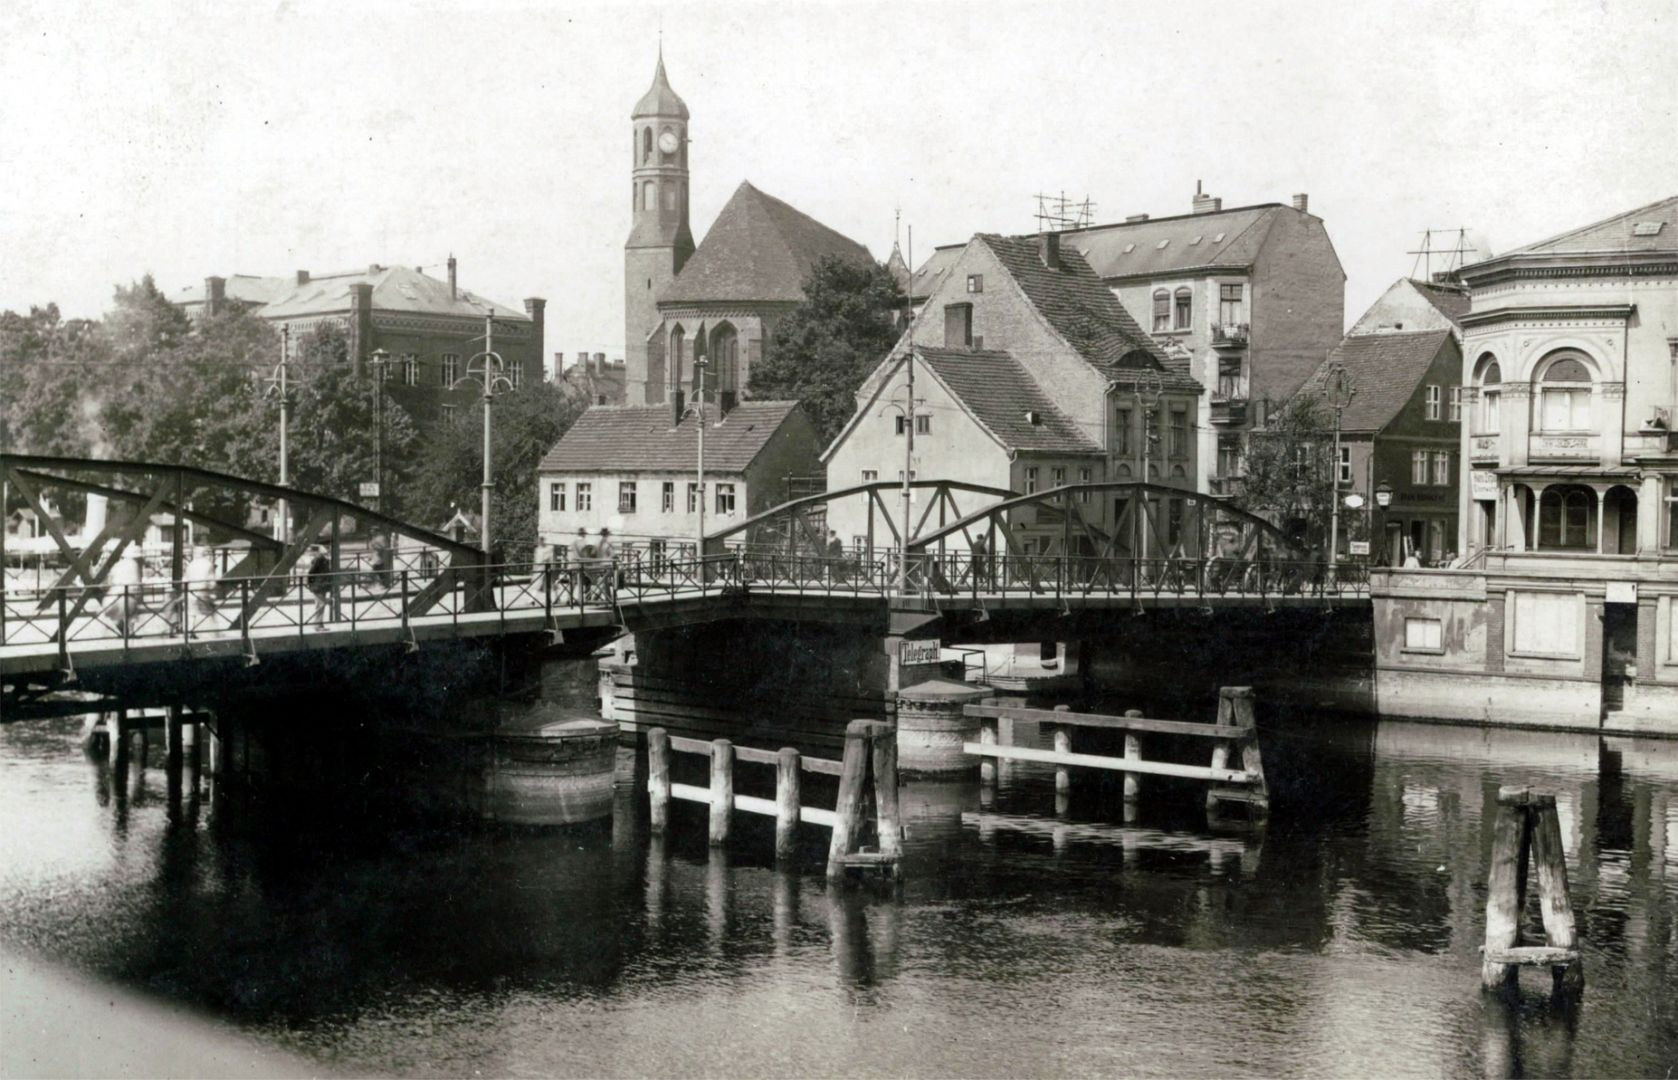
[621,54,874,408]
[1372,195,1678,732]
[536,400,821,562]
[172,274,298,319]
[826,231,1201,555]
[557,352,628,406]
[911,185,1343,496]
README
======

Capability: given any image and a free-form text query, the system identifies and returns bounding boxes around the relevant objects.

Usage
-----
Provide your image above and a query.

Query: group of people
[96,544,221,635]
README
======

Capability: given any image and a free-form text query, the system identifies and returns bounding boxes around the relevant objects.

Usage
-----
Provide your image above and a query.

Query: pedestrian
[597,527,618,594]
[370,532,394,589]
[304,544,333,628]
[186,543,218,629]
[969,532,991,591]
[1309,542,1327,596]
[99,547,144,637]
[825,528,847,586]
[577,528,598,600]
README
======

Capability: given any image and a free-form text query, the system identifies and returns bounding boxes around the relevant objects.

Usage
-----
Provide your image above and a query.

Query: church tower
[625,50,695,405]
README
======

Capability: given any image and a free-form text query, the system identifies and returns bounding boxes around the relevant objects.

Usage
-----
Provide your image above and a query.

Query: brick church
[622,52,874,411]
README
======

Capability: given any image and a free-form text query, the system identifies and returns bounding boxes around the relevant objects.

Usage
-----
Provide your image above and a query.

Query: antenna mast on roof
[1407,228,1473,282]
[1034,191,1095,233]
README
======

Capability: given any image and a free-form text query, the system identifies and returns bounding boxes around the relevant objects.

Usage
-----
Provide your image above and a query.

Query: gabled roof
[660,182,873,305]
[1296,329,1454,434]
[632,53,689,119]
[258,265,529,321]
[978,234,1198,391]
[1061,204,1286,280]
[538,400,806,474]
[917,347,1100,455]
[172,274,297,309]
[1412,279,1470,325]
[909,245,962,301]
[1496,195,1678,258]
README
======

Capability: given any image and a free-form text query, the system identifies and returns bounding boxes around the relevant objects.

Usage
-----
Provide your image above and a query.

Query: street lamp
[1375,480,1394,566]
[263,324,293,540]
[369,348,389,516]
[1323,362,1356,572]
[448,309,515,558]
[1133,367,1164,566]
[681,354,712,560]
[878,349,922,600]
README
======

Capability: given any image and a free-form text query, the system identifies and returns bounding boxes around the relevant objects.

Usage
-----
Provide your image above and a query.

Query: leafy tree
[0,304,108,457]
[286,350,420,514]
[1234,393,1366,550]
[748,255,905,446]
[409,381,585,555]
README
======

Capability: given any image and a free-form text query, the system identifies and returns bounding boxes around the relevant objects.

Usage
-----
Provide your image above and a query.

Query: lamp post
[1134,367,1163,566]
[1323,362,1356,572]
[1375,480,1394,566]
[450,309,514,558]
[877,349,922,600]
[682,355,711,560]
[265,325,293,540]
[369,348,388,516]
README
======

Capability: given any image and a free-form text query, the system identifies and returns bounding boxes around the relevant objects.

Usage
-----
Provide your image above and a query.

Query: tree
[747,255,905,446]
[0,304,108,457]
[409,381,586,555]
[1234,393,1365,549]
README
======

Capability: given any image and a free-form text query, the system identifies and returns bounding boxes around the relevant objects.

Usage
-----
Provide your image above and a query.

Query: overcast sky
[3,0,1674,365]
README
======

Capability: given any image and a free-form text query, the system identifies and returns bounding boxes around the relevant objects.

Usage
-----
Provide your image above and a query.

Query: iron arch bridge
[702,479,1017,556]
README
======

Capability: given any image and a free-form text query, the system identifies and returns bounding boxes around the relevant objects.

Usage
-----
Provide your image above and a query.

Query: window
[1479,359,1502,434]
[402,354,419,385]
[618,481,637,513]
[1151,290,1170,332]
[1078,467,1091,502]
[966,274,983,293]
[715,483,736,516]
[1217,435,1242,478]
[1339,446,1352,485]
[1412,450,1428,484]
[852,535,867,553]
[1538,485,1594,549]
[1448,387,1462,422]
[1217,363,1243,400]
[1431,451,1452,486]
[943,303,973,348]
[1169,407,1188,458]
[508,360,522,388]
[1404,617,1443,652]
[648,538,666,567]
[1667,480,1678,550]
[670,325,686,373]
[1024,467,1038,494]
[897,469,917,482]
[661,481,675,512]
[1425,385,1441,420]
[442,354,460,385]
[643,182,657,211]
[575,482,592,511]
[1539,353,1593,431]
[1219,283,1244,325]
[1115,407,1132,454]
[1511,591,1580,656]
[895,415,907,436]
[915,414,931,436]
[1173,287,1192,330]
[687,482,700,513]
[441,404,457,427]
[642,126,652,163]
[1052,467,1065,493]
[861,469,878,483]
[549,482,565,512]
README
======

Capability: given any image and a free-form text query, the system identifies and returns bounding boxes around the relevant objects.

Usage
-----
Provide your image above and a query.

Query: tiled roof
[1062,204,1284,279]
[909,245,962,301]
[917,347,1099,454]
[1495,195,1678,257]
[172,274,297,308]
[633,53,689,120]
[1411,279,1470,326]
[538,400,804,473]
[1296,329,1453,434]
[660,182,873,305]
[978,234,1198,392]
[259,265,529,321]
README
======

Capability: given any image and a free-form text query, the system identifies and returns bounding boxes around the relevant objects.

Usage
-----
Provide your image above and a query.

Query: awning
[1495,465,1640,479]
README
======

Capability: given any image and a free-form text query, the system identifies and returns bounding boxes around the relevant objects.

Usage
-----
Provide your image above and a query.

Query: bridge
[3,458,1367,720]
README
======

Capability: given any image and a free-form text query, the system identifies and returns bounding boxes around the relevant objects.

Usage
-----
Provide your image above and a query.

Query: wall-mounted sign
[359,482,381,498]
[900,639,941,665]
[1606,581,1637,604]
[1348,540,1370,556]
[1470,469,1498,501]
[1343,493,1365,509]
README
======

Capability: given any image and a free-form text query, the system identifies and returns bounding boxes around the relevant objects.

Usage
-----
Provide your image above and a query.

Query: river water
[2,694,1675,1077]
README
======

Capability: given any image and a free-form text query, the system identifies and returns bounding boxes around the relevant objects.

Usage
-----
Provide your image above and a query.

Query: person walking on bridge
[304,544,333,628]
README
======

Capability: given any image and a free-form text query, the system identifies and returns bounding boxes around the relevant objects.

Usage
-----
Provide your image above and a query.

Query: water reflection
[1,711,1675,1077]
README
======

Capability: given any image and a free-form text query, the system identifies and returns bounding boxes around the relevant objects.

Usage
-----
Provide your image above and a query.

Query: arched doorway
[1537,484,1596,550]
[1603,485,1638,555]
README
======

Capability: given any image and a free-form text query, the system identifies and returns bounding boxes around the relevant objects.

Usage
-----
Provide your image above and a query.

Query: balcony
[1208,475,1245,497]
[1211,322,1250,349]
[1209,393,1248,426]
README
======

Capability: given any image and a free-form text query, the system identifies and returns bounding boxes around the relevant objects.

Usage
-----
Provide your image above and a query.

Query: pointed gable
[659,182,873,305]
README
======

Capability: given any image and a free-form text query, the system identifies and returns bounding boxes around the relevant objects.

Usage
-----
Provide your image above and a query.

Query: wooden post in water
[165,705,184,811]
[775,747,801,861]
[979,716,998,785]
[1482,787,1583,997]
[708,738,733,846]
[870,721,902,862]
[1529,792,1583,996]
[1122,708,1144,805]
[1052,704,1072,797]
[827,720,872,879]
[1482,792,1531,990]
[647,728,671,834]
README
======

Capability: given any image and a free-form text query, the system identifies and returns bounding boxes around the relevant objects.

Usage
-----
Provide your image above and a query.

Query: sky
[2,0,1674,369]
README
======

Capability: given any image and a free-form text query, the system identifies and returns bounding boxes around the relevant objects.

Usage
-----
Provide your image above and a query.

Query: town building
[825,231,1201,556]
[557,352,628,406]
[175,260,545,432]
[1371,195,1678,733]
[621,55,874,408]
[535,400,821,562]
[1293,278,1466,564]
[911,185,1344,496]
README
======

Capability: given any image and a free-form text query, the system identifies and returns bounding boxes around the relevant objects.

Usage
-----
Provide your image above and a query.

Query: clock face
[658,130,679,154]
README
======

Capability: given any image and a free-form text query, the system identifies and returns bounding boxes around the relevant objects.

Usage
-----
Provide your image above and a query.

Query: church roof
[885,241,911,293]
[632,53,689,120]
[258,265,529,322]
[917,348,1099,454]
[1296,329,1455,435]
[538,400,808,474]
[658,181,873,305]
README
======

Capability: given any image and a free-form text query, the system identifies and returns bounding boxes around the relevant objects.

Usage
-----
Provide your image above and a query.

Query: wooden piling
[1052,705,1072,797]
[1528,792,1584,996]
[708,738,733,845]
[775,747,801,860]
[827,720,872,879]
[1122,708,1143,803]
[979,717,998,784]
[870,721,902,861]
[647,728,671,833]
[1482,793,1529,990]
[1481,786,1581,996]
[165,705,184,811]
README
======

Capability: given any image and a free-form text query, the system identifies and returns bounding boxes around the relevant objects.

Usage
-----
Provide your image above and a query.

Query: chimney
[1040,232,1062,269]
[524,297,545,374]
[348,282,374,375]
[593,351,606,374]
[368,263,383,275]
[204,276,226,317]
[1291,193,1309,212]
[447,254,457,300]
[1192,181,1221,215]
[295,270,310,285]
[1125,214,1150,223]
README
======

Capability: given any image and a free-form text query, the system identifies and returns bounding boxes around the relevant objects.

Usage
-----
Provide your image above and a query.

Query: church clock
[658,130,679,154]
